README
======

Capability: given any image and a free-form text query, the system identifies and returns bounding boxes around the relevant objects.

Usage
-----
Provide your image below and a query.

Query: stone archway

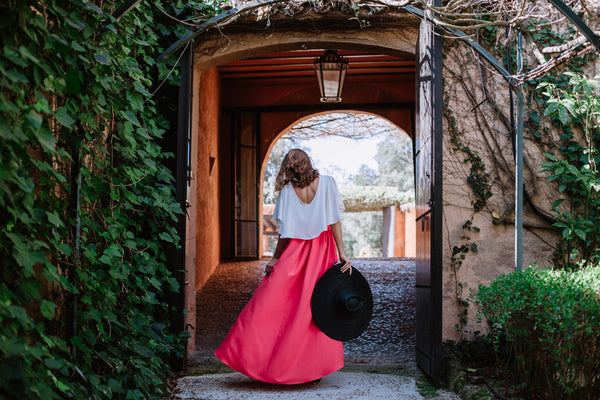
[161,0,600,385]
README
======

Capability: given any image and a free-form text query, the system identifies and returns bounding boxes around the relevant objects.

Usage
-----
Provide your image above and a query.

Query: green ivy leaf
[55,107,76,128]
[0,337,29,357]
[134,80,151,96]
[26,109,43,129]
[4,69,29,83]
[7,233,48,276]
[46,211,62,227]
[124,111,141,127]
[19,45,40,65]
[33,127,57,153]
[94,51,111,65]
[558,105,569,125]
[552,199,565,209]
[83,1,105,15]
[158,232,174,242]
[566,164,578,176]
[40,300,57,319]
[56,243,72,256]
[71,40,86,52]
[104,244,124,258]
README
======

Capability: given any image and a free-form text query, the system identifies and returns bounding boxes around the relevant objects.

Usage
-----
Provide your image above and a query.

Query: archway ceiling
[217,49,414,83]
[217,48,416,133]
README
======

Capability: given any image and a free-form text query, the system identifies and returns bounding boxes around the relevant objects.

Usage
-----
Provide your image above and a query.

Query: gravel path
[193,258,417,366]
[172,258,460,399]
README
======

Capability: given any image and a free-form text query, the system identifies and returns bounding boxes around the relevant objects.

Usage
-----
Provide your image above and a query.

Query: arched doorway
[215,48,416,259]
[261,111,415,258]
[182,15,443,379]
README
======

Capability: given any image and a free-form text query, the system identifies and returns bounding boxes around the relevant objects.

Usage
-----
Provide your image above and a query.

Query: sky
[301,135,381,178]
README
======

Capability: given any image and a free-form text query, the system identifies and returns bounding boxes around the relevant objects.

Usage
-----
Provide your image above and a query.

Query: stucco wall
[193,67,221,292]
[438,39,596,341]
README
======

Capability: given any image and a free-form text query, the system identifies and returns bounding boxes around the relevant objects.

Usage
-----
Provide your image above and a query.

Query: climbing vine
[445,95,493,213]
[0,1,208,398]
[442,75,489,335]
[450,221,480,331]
[538,73,600,269]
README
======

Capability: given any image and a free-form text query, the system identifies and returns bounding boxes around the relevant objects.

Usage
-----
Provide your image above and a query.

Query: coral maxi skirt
[214,227,344,384]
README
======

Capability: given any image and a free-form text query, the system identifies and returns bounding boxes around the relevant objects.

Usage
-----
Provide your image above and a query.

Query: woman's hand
[265,258,277,275]
[331,222,351,274]
[339,253,352,275]
[266,236,288,275]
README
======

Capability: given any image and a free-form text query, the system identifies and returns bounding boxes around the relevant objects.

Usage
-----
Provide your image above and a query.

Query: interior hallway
[191,258,417,370]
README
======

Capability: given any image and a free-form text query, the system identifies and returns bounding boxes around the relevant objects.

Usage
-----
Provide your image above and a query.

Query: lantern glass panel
[322,69,341,98]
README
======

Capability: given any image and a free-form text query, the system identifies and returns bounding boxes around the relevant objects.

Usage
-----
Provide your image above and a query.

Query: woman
[214,148,351,385]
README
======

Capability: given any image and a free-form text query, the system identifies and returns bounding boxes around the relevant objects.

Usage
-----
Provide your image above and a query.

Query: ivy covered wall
[0,1,189,398]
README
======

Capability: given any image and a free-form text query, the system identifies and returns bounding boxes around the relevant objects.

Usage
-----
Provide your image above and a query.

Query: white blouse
[272,175,345,240]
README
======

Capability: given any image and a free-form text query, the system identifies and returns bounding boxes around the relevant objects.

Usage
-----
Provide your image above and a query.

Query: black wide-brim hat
[311,262,373,341]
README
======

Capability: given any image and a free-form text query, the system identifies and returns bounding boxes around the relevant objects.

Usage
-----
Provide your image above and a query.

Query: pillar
[382,206,396,258]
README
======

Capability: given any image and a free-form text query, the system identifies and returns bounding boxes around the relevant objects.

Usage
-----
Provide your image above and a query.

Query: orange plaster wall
[394,208,406,257]
[394,206,416,258]
[194,67,221,292]
[404,207,416,258]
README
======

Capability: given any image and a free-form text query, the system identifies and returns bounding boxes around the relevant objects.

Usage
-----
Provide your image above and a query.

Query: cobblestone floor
[193,258,417,371]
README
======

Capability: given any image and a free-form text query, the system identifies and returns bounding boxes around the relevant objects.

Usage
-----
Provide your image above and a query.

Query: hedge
[474,266,600,400]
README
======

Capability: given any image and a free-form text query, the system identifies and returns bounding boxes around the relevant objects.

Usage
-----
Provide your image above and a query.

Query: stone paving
[172,371,460,400]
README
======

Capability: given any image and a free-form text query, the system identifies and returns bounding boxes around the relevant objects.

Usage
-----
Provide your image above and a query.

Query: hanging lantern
[313,50,349,103]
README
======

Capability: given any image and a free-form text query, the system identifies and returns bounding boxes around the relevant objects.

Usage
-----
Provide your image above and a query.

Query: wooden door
[234,111,259,258]
[414,18,443,381]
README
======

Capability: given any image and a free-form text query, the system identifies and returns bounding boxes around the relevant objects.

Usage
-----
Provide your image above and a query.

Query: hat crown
[337,288,364,312]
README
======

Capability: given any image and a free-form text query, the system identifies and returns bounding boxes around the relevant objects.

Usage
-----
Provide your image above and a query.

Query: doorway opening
[262,111,416,259]
[257,111,418,365]
[188,40,436,376]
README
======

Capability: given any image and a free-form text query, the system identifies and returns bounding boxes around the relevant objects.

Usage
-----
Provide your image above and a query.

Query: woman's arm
[265,235,289,275]
[330,221,352,274]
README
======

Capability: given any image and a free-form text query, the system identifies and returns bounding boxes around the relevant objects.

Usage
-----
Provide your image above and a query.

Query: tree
[352,165,378,186]
[374,133,414,192]
[351,132,414,193]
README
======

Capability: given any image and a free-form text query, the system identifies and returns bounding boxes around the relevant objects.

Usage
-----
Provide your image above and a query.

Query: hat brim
[311,262,373,341]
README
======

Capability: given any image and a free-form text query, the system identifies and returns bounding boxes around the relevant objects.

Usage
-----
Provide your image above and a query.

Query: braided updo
[274,149,319,191]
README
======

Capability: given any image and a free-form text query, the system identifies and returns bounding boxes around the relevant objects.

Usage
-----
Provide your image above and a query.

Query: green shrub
[473,266,600,400]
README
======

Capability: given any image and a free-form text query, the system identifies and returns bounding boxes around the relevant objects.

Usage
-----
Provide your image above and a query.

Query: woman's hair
[274,149,319,191]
